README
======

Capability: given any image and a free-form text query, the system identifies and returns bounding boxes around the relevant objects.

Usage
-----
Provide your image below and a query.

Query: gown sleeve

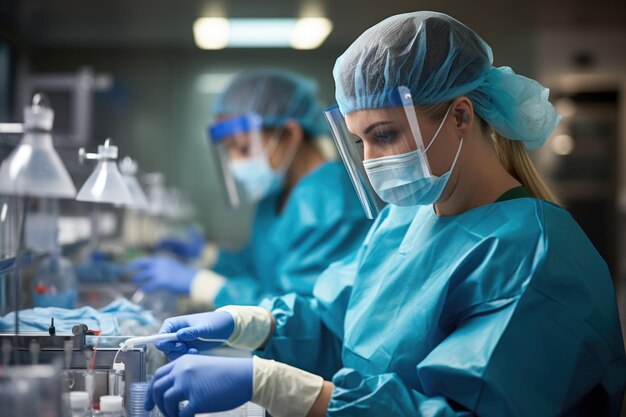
[213,244,255,278]
[254,250,363,380]
[211,244,273,307]
[255,209,381,380]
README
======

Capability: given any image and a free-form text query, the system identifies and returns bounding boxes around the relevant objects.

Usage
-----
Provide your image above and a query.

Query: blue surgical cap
[333,11,559,149]
[213,68,329,138]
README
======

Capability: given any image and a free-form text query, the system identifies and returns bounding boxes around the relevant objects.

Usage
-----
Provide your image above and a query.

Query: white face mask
[228,130,299,203]
[363,105,463,206]
[229,154,285,202]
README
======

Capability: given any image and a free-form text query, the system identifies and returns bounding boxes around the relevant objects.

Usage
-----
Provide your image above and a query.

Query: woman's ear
[280,120,304,148]
[269,120,303,169]
[452,96,473,139]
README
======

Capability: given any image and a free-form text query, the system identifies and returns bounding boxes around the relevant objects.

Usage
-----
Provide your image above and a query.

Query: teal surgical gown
[212,161,372,308]
[259,197,626,416]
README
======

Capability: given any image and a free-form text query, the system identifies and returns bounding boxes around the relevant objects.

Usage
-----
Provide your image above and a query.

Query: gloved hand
[128,256,197,294]
[154,306,273,360]
[155,311,235,360]
[145,355,252,417]
[155,229,204,260]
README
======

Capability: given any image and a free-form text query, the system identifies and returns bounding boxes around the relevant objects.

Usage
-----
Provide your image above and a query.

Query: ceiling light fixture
[193,17,333,49]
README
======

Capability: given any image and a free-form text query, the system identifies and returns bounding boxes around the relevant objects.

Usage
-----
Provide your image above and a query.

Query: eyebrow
[363,121,393,135]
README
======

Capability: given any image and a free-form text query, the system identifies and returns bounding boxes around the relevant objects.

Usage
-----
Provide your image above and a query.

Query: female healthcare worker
[145,12,626,417]
[129,69,371,308]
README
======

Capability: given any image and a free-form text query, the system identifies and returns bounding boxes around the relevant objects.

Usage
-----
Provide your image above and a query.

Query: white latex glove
[252,356,324,417]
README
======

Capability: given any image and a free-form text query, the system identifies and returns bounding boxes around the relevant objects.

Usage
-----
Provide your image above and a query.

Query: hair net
[213,68,329,137]
[333,11,559,149]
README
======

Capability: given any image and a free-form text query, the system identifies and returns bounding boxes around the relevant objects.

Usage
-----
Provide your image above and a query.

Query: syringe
[119,333,229,351]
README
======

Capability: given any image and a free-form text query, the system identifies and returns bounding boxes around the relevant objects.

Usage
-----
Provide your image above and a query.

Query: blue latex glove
[155,229,204,260]
[128,256,197,294]
[146,355,252,417]
[155,311,234,360]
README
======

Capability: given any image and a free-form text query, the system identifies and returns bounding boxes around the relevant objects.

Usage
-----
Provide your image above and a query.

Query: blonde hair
[490,131,559,204]
[419,101,560,205]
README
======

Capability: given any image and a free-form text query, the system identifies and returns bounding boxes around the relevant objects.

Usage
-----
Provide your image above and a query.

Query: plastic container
[119,157,150,212]
[32,254,78,309]
[200,402,265,416]
[76,140,133,206]
[0,364,65,416]
[127,382,264,417]
[128,382,150,417]
[100,395,127,417]
[244,403,265,417]
[0,94,76,198]
[108,362,126,399]
[69,391,91,417]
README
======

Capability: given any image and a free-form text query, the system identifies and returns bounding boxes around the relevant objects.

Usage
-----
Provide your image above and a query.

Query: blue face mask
[229,154,285,202]
[363,109,463,206]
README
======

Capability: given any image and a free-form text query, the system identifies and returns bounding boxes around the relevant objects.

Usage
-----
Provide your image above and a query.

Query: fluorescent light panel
[230,19,294,47]
[193,17,333,49]
[292,18,333,49]
[193,18,229,49]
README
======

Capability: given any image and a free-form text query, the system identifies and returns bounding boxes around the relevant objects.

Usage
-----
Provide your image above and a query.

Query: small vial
[69,391,91,417]
[108,362,126,399]
[99,395,127,417]
[85,371,95,407]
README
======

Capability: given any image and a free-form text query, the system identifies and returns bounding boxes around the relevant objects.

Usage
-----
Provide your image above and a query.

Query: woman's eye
[228,144,249,156]
[351,134,363,145]
[374,130,397,144]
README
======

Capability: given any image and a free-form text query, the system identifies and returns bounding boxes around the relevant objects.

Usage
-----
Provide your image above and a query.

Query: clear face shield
[208,114,295,208]
[324,105,386,219]
[324,86,461,218]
